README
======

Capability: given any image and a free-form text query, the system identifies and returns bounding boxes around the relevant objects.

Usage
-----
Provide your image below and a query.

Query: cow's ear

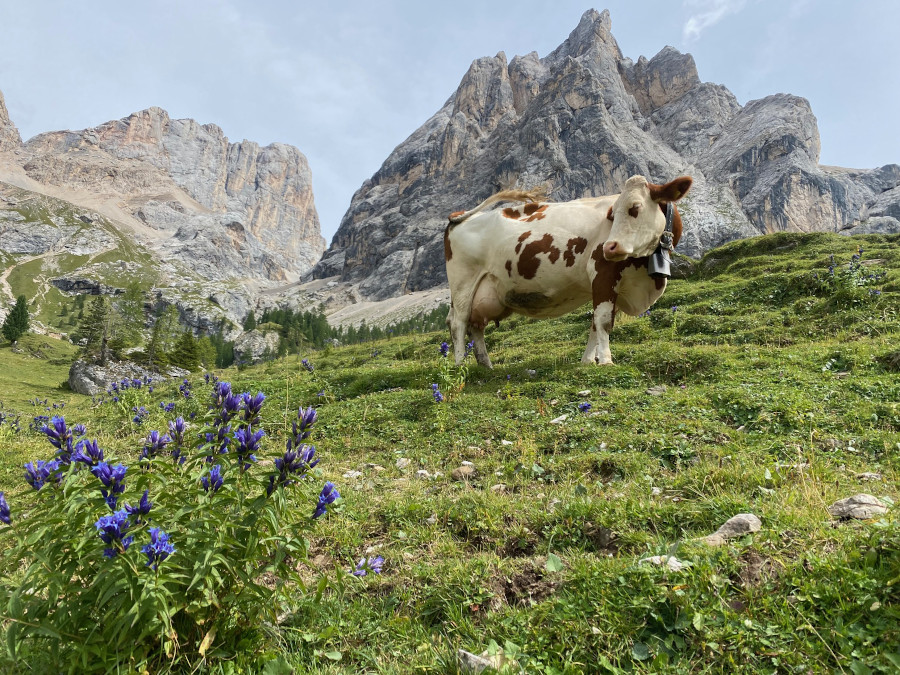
[649,176,692,203]
[606,207,614,222]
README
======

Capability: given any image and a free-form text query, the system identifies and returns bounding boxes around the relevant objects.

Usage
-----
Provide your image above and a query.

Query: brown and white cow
[444,175,692,367]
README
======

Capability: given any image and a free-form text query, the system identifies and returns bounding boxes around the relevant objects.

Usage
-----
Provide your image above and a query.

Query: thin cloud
[682,0,749,42]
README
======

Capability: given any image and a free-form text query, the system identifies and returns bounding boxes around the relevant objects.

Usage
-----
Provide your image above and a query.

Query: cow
[444,174,692,367]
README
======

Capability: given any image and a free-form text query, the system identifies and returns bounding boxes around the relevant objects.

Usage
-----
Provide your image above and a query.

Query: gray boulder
[68,359,186,396]
[233,329,280,366]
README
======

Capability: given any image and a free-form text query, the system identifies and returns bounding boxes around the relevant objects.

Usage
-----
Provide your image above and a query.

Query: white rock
[578,390,591,397]
[342,470,363,479]
[640,555,687,572]
[461,461,474,467]
[415,470,431,479]
[501,440,514,446]
[550,414,568,424]
[856,472,883,482]
[828,494,888,520]
[651,487,662,496]
[395,458,411,469]
[701,513,762,546]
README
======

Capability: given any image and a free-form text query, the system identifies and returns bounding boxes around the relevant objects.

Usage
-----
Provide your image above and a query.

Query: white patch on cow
[616,264,667,316]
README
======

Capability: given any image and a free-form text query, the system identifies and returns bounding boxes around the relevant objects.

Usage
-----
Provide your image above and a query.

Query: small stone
[646,384,668,396]
[525,369,537,378]
[640,555,687,572]
[547,498,561,512]
[461,461,474,467]
[549,398,559,405]
[550,414,568,424]
[501,439,514,446]
[827,494,888,520]
[578,389,591,397]
[490,483,507,493]
[458,649,512,674]
[452,465,477,481]
[856,472,882,482]
[651,487,662,496]
[415,469,431,479]
[466,446,480,451]
[426,513,438,525]
[396,458,411,470]
[342,470,363,479]
[701,513,762,546]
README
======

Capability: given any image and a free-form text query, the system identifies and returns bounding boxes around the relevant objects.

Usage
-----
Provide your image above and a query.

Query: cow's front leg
[582,301,615,365]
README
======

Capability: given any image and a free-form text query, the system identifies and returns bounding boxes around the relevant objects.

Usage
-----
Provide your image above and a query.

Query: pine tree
[74,297,113,364]
[2,295,30,343]
[243,311,257,331]
[168,330,200,372]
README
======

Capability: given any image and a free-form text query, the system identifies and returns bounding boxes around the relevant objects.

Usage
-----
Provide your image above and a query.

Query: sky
[0,0,897,244]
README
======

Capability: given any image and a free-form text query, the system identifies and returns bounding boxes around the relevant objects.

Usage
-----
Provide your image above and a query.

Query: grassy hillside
[0,232,898,673]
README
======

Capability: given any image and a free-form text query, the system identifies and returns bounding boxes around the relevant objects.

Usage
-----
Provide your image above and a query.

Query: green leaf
[632,641,650,661]
[546,553,564,573]
[323,651,342,661]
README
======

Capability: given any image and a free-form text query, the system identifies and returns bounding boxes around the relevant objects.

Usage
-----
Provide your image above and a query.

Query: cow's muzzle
[603,240,629,261]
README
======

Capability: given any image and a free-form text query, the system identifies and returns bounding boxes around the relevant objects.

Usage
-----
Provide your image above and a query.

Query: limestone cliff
[315,9,900,301]
[0,90,22,153]
[21,107,324,283]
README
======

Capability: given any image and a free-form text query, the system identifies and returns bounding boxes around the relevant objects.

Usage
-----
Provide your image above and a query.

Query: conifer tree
[2,295,30,343]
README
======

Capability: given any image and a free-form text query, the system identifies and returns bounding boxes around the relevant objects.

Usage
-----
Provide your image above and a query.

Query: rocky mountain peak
[313,9,900,303]
[0,89,23,152]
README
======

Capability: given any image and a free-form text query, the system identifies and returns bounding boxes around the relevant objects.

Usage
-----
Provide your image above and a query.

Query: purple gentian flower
[431,384,444,403]
[91,462,127,509]
[353,555,384,576]
[439,342,450,358]
[578,402,592,413]
[74,439,104,466]
[125,489,153,524]
[0,492,10,525]
[312,481,340,519]
[141,527,175,570]
[95,509,133,558]
[24,459,60,491]
[202,464,224,493]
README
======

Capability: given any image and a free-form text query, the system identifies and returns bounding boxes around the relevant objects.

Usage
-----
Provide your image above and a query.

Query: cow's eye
[628,204,640,218]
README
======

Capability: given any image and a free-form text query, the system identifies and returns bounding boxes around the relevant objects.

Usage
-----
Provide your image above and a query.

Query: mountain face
[0,99,324,338]
[0,90,22,152]
[20,107,325,283]
[314,9,900,301]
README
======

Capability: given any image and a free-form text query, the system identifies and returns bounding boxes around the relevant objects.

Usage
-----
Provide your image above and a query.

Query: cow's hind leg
[470,327,492,368]
[582,301,615,365]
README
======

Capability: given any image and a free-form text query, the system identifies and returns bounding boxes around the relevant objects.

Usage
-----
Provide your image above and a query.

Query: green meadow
[0,232,898,673]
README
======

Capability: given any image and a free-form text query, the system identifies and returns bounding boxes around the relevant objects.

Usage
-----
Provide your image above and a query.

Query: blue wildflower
[125,489,153,524]
[0,492,10,525]
[141,527,175,571]
[140,430,171,460]
[202,464,224,493]
[312,481,339,519]
[74,439,104,466]
[465,341,474,357]
[24,459,60,491]
[439,342,450,358]
[268,444,318,496]
[91,462,127,510]
[234,426,263,468]
[168,417,188,464]
[95,509,133,558]
[302,358,314,373]
[292,406,318,446]
[241,391,266,427]
[353,555,384,577]
[40,416,75,463]
[431,383,444,403]
[578,402,592,413]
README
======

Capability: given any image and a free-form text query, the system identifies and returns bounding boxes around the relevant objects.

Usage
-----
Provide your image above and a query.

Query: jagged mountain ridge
[314,9,900,302]
[0,93,325,337]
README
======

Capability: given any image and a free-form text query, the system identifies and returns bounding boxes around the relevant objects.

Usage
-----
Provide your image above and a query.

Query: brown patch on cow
[606,206,614,222]
[590,248,655,325]
[517,233,560,280]
[564,237,588,267]
[524,211,547,222]
[522,204,548,220]
[648,176,693,204]
[628,204,640,219]
[514,230,531,254]
[443,227,453,261]
[449,210,465,220]
[503,207,521,219]
[505,260,512,277]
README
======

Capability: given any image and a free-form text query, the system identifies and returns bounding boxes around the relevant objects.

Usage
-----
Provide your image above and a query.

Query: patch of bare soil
[490,558,561,610]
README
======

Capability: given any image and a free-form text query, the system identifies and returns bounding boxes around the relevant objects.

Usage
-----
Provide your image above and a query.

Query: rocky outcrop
[20,106,325,283]
[233,328,280,365]
[315,9,900,301]
[68,358,186,396]
[0,90,21,152]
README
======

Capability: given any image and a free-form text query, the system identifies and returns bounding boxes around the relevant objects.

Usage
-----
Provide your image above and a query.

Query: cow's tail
[447,186,549,226]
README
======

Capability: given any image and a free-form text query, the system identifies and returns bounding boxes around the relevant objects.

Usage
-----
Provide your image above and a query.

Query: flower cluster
[431,383,444,403]
[74,438,104,466]
[179,379,192,399]
[25,459,60,491]
[353,555,384,577]
[140,430,171,460]
[202,464,224,492]
[141,527,176,571]
[268,444,318,496]
[125,489,153,524]
[131,406,149,425]
[313,481,340,519]
[95,510,133,559]
[301,358,314,373]
[159,401,175,413]
[439,341,450,358]
[168,417,188,463]
[234,427,264,469]
[241,392,265,427]
[578,402,592,413]
[91,462,127,510]
[0,492,10,525]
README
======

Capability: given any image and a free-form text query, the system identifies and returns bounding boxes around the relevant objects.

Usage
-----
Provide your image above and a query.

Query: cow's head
[603,175,692,261]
